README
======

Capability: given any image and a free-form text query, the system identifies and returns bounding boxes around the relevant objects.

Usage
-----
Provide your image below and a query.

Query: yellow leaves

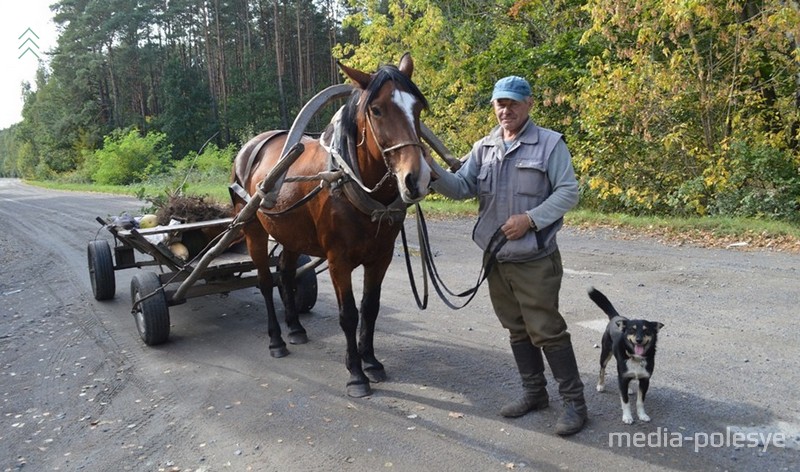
[575,155,594,174]
[624,187,656,209]
[702,157,732,192]
[588,176,623,198]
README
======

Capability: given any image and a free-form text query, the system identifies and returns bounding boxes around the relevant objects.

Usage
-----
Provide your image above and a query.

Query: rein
[402,203,508,310]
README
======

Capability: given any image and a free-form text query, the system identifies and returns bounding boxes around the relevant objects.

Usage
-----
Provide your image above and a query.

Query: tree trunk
[296,3,304,100]
[274,0,289,128]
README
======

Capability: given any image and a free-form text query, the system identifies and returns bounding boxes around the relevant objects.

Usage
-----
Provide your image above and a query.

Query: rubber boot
[544,343,588,436]
[500,340,549,418]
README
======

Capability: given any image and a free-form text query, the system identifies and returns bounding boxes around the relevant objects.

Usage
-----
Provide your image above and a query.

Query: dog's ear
[649,321,664,332]
[615,319,627,331]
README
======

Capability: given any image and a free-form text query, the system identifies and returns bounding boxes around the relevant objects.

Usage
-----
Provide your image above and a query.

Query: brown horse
[231,54,432,397]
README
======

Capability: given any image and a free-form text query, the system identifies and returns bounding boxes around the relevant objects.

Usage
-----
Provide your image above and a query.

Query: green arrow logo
[18,27,41,60]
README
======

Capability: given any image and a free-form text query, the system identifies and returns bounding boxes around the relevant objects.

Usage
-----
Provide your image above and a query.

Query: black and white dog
[589,287,664,424]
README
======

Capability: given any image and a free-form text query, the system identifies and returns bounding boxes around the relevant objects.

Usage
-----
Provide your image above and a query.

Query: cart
[88,216,323,346]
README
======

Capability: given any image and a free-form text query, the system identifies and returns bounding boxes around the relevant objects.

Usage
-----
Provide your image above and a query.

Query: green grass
[26,177,800,246]
[565,209,800,239]
[415,196,478,219]
[30,174,232,203]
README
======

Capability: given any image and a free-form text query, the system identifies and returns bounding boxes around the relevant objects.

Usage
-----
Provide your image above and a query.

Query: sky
[1,0,59,129]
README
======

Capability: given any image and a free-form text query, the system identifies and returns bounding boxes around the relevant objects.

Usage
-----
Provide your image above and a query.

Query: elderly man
[427,76,587,435]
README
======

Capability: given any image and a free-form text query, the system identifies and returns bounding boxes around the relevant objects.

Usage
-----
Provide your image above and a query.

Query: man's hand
[501,213,533,240]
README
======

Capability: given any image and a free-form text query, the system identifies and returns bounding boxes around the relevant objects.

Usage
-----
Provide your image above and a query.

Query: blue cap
[491,76,531,102]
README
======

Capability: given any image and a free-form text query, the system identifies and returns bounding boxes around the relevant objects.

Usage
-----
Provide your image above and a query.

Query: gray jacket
[430,119,579,262]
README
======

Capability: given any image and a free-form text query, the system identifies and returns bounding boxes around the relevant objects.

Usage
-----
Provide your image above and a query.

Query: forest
[1,0,798,222]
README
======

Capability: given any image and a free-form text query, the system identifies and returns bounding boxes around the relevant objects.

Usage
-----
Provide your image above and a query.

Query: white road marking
[564,268,613,276]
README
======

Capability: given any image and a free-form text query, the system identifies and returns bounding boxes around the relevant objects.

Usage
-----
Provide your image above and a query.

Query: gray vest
[472,122,564,262]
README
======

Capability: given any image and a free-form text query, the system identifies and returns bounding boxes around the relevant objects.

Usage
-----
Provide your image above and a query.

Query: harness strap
[241,133,282,187]
[404,204,507,310]
[328,141,393,195]
[258,183,326,216]
[228,182,251,204]
[341,181,407,226]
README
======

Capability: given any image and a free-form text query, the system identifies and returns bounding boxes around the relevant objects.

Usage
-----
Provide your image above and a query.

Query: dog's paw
[596,384,605,392]
[622,414,634,424]
[636,402,651,422]
[621,400,634,424]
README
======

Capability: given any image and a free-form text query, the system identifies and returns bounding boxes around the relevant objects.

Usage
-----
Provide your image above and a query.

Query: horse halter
[361,108,425,189]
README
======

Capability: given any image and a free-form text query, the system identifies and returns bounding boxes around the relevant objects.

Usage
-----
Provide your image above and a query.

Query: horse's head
[338,53,432,204]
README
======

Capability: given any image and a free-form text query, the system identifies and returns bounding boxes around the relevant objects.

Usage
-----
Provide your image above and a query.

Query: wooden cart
[88,216,323,346]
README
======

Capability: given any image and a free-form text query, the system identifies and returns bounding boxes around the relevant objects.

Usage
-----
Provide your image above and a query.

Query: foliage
[577,0,800,217]
[4,0,798,226]
[14,0,343,177]
[175,142,237,177]
[85,128,172,185]
[710,142,800,223]
[154,60,217,161]
[0,125,21,177]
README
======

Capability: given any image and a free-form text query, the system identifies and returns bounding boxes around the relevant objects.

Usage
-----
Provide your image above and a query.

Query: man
[427,76,587,435]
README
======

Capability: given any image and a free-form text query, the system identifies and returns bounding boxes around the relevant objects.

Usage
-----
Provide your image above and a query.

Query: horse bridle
[359,109,426,192]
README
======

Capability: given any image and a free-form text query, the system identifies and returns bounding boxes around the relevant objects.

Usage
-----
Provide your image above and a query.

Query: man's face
[492,98,532,136]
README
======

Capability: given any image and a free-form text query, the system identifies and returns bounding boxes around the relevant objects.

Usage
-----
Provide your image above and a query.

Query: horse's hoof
[346,381,372,398]
[364,367,387,383]
[270,346,290,358]
[288,332,308,345]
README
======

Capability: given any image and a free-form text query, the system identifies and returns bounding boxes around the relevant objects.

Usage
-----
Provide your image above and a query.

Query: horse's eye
[369,106,382,117]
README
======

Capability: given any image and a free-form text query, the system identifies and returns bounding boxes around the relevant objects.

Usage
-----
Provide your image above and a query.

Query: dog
[589,287,664,424]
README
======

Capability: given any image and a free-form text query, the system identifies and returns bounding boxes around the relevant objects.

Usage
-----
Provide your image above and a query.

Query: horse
[230,54,432,397]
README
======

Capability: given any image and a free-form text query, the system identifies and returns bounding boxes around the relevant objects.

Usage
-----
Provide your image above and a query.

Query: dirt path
[1,179,798,471]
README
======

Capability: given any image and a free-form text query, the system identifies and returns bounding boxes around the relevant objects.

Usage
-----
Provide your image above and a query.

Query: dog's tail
[588,287,621,319]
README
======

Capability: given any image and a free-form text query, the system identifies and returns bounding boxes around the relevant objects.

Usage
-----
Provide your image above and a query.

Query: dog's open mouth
[634,344,646,356]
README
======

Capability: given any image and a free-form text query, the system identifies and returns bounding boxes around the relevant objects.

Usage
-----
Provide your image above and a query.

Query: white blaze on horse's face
[393,89,417,131]
[391,89,431,203]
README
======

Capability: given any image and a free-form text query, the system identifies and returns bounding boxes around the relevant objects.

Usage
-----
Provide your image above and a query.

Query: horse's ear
[337,60,372,90]
[398,52,413,78]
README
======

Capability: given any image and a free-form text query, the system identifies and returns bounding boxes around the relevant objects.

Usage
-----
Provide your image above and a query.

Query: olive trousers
[487,249,571,349]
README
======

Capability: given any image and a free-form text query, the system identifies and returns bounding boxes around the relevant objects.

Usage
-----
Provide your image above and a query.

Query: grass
[26,177,800,252]
[564,209,800,251]
[31,174,232,203]
[565,208,800,238]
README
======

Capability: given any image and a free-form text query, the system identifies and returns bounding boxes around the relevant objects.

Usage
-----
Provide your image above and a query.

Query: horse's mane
[336,65,429,159]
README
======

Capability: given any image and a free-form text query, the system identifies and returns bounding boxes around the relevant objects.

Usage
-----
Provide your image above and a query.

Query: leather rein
[401,204,507,310]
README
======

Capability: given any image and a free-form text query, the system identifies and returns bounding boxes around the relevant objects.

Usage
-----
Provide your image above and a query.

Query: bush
[173,142,236,177]
[710,142,800,223]
[86,128,172,185]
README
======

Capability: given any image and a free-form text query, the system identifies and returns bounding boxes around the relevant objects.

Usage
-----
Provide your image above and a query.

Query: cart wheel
[87,240,115,301]
[294,254,318,314]
[130,272,170,346]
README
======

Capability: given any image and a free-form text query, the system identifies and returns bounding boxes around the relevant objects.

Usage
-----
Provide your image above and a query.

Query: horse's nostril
[405,174,419,198]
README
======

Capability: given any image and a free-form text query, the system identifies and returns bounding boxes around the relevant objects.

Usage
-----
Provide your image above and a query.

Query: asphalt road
[1,178,798,471]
